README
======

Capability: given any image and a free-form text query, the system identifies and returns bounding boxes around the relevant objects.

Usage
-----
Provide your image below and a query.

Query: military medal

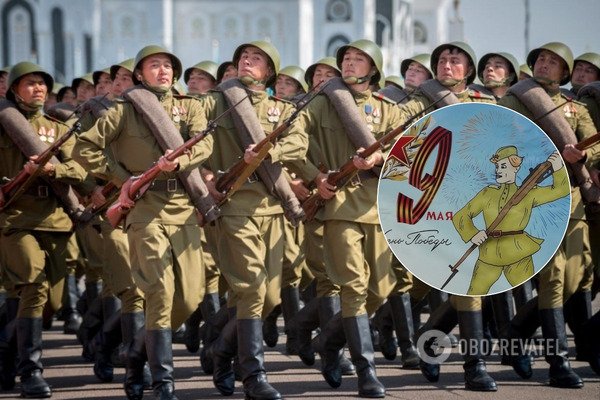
[563,104,576,118]
[172,107,180,123]
[268,107,280,123]
[38,126,48,142]
[47,128,55,143]
[373,108,381,124]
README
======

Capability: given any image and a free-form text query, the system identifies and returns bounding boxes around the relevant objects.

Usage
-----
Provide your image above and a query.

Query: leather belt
[349,170,378,187]
[24,185,50,198]
[147,178,182,193]
[488,230,524,238]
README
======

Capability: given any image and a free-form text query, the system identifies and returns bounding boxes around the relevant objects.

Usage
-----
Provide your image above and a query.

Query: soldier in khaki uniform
[0,62,88,397]
[191,40,307,400]
[74,45,214,400]
[216,61,237,84]
[184,61,218,97]
[499,42,600,388]
[292,39,401,398]
[400,42,498,392]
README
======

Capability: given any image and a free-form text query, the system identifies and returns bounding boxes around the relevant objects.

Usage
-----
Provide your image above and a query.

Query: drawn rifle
[214,79,328,206]
[104,96,247,229]
[301,93,450,222]
[0,99,96,212]
[440,160,554,291]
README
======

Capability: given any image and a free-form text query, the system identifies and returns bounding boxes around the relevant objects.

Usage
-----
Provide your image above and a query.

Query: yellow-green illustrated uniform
[0,109,86,318]
[191,89,307,320]
[499,89,599,309]
[74,91,208,330]
[294,90,401,318]
[453,168,570,295]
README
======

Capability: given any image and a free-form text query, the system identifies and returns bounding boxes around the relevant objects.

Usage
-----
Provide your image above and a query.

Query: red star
[389,135,416,166]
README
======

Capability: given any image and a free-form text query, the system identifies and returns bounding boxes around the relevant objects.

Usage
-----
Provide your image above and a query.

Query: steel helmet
[110,58,135,80]
[385,75,404,89]
[232,40,280,87]
[336,39,383,85]
[400,53,433,79]
[431,41,477,84]
[133,45,183,85]
[92,67,111,86]
[71,72,94,92]
[278,65,308,93]
[304,57,340,87]
[477,52,519,86]
[7,61,53,102]
[526,42,573,85]
[184,60,219,84]
[573,52,600,76]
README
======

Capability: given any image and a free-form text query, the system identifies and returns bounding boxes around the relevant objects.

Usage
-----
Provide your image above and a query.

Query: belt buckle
[349,173,362,187]
[37,185,49,198]
[247,173,258,184]
[489,230,501,238]
[167,179,177,193]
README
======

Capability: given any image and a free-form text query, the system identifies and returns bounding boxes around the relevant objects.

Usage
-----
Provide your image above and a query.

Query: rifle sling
[122,86,219,222]
[508,78,600,204]
[0,99,84,216]
[216,78,304,223]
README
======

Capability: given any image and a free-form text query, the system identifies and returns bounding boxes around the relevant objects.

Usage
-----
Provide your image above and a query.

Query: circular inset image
[378,103,571,296]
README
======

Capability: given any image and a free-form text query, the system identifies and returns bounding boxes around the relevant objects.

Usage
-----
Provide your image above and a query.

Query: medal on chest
[267,106,280,123]
[172,105,187,123]
[563,104,577,118]
[38,126,55,143]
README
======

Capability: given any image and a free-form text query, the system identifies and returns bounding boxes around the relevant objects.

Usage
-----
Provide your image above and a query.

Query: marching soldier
[499,41,600,388]
[475,51,519,99]
[0,62,88,397]
[184,61,218,96]
[216,61,237,84]
[71,73,95,105]
[74,45,217,400]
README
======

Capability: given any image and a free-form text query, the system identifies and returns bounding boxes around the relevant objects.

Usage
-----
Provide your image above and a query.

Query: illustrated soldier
[499,41,600,388]
[0,61,88,397]
[74,45,217,400]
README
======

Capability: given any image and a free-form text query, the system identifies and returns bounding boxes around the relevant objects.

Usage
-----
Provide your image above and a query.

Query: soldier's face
[14,73,47,105]
[187,69,215,95]
[404,61,430,88]
[112,67,134,97]
[222,65,238,81]
[533,50,568,85]
[571,61,599,87]
[495,159,518,184]
[140,54,174,89]
[76,80,95,103]
[95,72,112,97]
[341,48,374,80]
[0,73,7,98]
[483,56,511,84]
[62,88,77,106]
[436,49,471,84]
[275,75,301,99]
[312,64,338,86]
[237,47,272,83]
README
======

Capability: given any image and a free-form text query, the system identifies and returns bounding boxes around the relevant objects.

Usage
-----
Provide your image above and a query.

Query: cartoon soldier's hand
[470,230,488,246]
[547,151,563,172]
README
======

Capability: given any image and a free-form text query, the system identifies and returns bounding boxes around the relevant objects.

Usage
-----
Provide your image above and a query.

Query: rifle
[439,160,554,291]
[105,96,247,229]
[301,94,450,222]
[214,80,328,205]
[576,132,600,151]
[0,102,93,211]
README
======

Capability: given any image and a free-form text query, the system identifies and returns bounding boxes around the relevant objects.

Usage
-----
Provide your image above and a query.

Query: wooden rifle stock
[302,95,448,221]
[575,132,600,151]
[215,80,328,205]
[105,96,247,229]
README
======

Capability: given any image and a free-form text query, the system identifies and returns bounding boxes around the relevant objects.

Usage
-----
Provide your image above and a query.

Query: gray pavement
[0,304,598,400]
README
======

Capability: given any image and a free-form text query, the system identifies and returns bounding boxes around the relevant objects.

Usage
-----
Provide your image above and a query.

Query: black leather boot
[563,290,592,361]
[85,281,102,310]
[582,310,600,375]
[146,329,178,399]
[458,310,497,391]
[490,291,515,365]
[183,305,202,353]
[238,319,281,400]
[292,297,319,366]
[77,295,104,361]
[318,296,355,376]
[94,296,122,382]
[262,305,280,348]
[415,300,458,382]
[0,297,18,390]
[280,286,301,355]
[512,280,533,309]
[343,314,385,398]
[508,298,540,379]
[318,312,345,388]
[63,273,83,334]
[427,290,458,347]
[211,316,237,395]
[540,308,583,388]
[372,302,397,361]
[122,312,147,400]
[389,293,419,369]
[17,318,51,398]
[200,306,229,375]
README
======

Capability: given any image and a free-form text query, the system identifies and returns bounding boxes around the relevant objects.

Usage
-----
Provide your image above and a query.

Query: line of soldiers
[0,37,598,400]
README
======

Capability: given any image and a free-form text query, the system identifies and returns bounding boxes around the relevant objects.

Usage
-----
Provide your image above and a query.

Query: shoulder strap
[418,79,460,108]
[376,85,409,104]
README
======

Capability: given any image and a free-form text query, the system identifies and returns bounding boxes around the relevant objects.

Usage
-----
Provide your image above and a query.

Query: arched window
[326,34,350,58]
[2,0,37,65]
[414,20,427,45]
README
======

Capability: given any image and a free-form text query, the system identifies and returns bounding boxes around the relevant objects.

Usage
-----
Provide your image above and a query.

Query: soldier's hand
[118,179,135,209]
[206,178,225,202]
[25,155,56,177]
[470,230,488,246]
[290,178,310,201]
[315,172,336,199]
[352,148,383,170]
[90,186,107,208]
[157,150,179,172]
[244,144,262,166]
[547,151,563,172]
[561,144,586,164]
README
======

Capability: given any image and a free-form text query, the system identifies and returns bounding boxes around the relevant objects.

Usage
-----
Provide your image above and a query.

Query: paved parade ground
[1,299,598,400]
